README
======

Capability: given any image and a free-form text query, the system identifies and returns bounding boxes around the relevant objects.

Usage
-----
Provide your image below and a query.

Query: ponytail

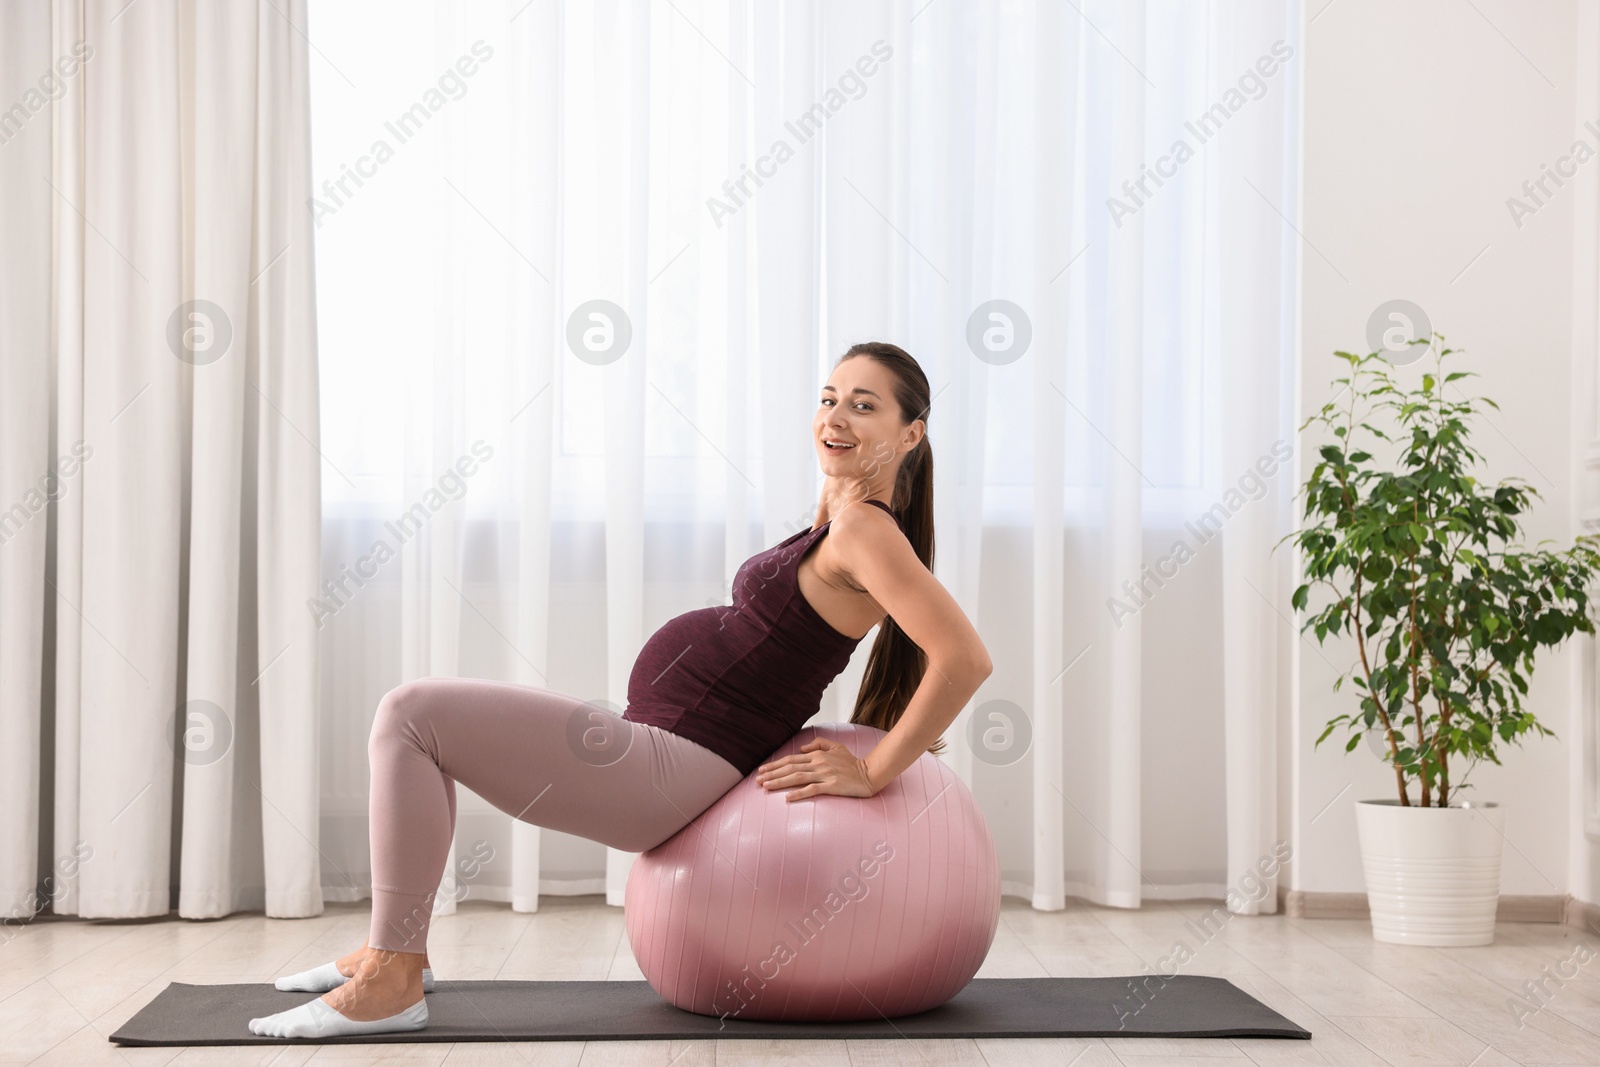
[836,343,944,755]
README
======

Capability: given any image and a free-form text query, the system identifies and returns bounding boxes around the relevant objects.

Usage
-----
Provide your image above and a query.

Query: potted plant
[1284,336,1600,945]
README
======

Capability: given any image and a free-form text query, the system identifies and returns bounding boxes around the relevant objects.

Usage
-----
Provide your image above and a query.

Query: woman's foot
[251,949,429,1038]
[321,948,428,1021]
[274,941,434,993]
[247,997,427,1039]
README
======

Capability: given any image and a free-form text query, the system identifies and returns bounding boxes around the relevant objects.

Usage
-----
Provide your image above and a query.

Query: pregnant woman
[249,341,993,1038]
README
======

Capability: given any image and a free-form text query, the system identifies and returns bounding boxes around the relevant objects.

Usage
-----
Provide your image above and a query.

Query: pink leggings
[365,676,745,954]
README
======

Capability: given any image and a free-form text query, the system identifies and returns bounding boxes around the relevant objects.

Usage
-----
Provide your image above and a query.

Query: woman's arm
[832,503,993,792]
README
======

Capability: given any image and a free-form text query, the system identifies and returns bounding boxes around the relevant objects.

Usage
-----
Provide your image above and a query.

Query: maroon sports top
[622,497,903,776]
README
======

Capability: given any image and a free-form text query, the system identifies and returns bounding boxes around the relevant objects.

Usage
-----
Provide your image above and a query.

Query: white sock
[249,995,428,1039]
[274,960,434,993]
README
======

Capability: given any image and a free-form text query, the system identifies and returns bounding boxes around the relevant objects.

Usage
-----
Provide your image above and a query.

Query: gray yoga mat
[109,976,1311,1046]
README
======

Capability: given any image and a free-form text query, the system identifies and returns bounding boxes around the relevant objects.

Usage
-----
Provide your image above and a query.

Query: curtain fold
[1028,0,1076,913]
[1214,0,1301,916]
[0,1,56,923]
[0,0,322,921]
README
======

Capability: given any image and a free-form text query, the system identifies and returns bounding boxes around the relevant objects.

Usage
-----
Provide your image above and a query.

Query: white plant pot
[1353,798,1506,946]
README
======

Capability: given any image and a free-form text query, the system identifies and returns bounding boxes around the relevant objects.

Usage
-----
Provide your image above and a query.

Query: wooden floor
[5,894,1600,1065]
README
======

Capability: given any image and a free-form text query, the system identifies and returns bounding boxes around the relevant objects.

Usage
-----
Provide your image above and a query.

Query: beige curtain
[0,0,322,922]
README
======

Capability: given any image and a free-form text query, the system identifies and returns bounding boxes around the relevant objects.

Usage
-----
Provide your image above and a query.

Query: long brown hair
[837,342,945,756]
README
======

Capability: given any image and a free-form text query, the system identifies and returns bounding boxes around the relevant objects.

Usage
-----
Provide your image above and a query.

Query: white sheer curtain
[307,0,1301,919]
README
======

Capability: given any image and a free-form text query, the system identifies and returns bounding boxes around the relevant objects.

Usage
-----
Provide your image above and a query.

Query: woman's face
[813,358,921,483]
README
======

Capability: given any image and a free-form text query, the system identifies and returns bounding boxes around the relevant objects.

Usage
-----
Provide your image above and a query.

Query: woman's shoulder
[817,500,906,589]
[832,498,902,535]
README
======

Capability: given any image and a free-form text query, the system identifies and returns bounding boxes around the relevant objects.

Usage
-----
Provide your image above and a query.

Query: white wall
[1296,0,1586,897]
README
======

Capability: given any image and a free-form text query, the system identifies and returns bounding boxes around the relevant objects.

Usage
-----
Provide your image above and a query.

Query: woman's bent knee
[370,678,447,744]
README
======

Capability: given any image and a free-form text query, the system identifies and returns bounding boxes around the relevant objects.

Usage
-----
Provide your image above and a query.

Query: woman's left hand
[756,738,877,801]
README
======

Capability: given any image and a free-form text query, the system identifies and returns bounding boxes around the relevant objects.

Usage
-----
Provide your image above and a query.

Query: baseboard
[1565,895,1600,932]
[1279,887,1570,923]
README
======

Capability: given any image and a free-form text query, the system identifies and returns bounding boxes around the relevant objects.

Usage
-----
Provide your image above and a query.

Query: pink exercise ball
[624,721,1001,1022]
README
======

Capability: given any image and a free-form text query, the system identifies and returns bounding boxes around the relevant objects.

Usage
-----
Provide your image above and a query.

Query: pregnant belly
[627,605,749,709]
